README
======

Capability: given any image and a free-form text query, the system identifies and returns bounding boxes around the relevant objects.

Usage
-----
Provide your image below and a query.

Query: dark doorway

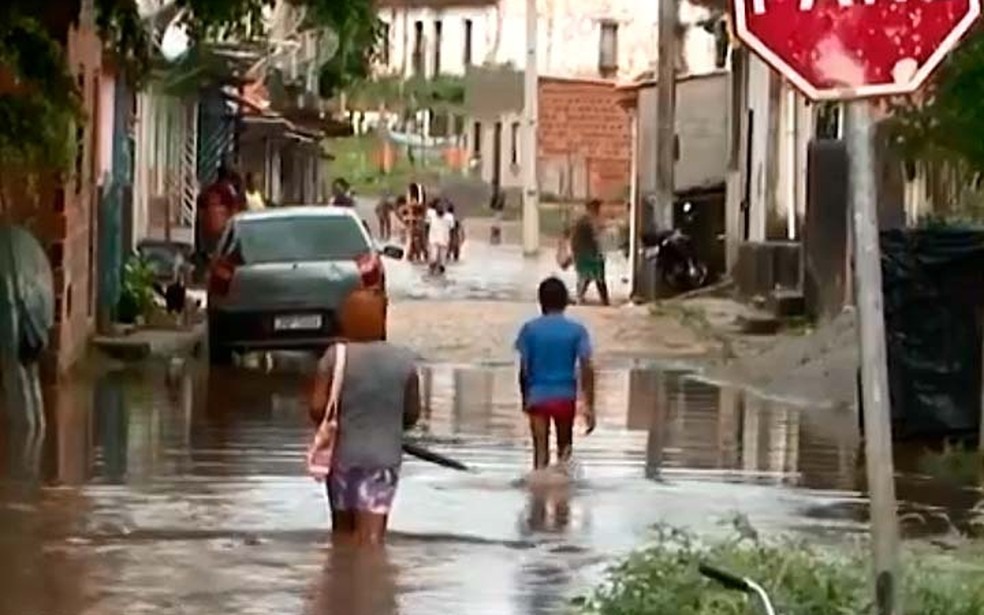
[675,186,727,281]
[492,121,503,188]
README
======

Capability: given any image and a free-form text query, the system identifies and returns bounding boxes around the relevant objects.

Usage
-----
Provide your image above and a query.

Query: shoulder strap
[322,343,347,424]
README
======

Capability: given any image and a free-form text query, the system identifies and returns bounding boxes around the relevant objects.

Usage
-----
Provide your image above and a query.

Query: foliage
[345,74,467,113]
[117,255,157,324]
[887,27,984,172]
[1,0,380,182]
[577,520,984,615]
[918,443,983,487]
[327,134,448,197]
[0,8,83,178]
[310,0,383,99]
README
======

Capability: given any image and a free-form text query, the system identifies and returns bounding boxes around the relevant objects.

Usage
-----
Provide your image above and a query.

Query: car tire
[207,316,233,366]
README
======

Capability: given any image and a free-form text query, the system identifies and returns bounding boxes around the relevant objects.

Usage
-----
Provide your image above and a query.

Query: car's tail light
[357,252,383,289]
[208,252,241,296]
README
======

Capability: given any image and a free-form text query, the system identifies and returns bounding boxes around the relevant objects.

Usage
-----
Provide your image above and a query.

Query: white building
[376,0,719,81]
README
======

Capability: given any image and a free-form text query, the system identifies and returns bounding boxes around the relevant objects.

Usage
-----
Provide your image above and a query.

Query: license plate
[274,314,322,331]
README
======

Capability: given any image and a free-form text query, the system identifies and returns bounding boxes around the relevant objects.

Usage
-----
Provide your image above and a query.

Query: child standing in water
[514,277,596,471]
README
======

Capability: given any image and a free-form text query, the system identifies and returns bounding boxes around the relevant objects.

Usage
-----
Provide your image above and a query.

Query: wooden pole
[655,0,678,233]
[521,0,540,256]
[846,100,901,615]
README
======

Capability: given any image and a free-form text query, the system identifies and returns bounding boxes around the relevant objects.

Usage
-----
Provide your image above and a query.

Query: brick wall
[2,21,102,374]
[51,23,102,372]
[537,78,631,203]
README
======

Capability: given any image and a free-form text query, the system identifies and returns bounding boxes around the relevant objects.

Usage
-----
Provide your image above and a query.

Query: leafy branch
[1,0,380,184]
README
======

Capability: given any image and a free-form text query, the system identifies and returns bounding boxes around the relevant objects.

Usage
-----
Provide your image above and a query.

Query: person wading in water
[375,196,394,240]
[307,313,422,546]
[515,277,596,472]
[196,163,243,265]
[570,199,610,306]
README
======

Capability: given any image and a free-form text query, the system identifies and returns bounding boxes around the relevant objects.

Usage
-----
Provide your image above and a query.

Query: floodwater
[0,359,978,615]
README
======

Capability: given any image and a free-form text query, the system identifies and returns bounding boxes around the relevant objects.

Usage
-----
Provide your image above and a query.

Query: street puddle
[0,360,979,614]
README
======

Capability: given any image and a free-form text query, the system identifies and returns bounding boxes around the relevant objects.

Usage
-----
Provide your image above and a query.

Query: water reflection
[418,364,860,489]
[305,547,400,615]
[0,358,976,614]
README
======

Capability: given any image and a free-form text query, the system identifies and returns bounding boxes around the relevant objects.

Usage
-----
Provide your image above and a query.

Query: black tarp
[880,228,984,438]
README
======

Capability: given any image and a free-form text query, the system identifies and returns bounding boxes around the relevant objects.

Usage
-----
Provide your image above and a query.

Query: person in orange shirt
[196,164,242,261]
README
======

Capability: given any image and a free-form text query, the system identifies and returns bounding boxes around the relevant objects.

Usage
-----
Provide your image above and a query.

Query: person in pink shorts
[308,341,421,545]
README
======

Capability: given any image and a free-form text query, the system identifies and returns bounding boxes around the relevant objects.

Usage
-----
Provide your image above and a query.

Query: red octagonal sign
[733,0,982,100]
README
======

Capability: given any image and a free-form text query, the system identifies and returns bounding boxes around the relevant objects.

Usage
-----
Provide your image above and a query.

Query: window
[380,22,391,67]
[510,122,520,166]
[472,121,482,156]
[463,19,474,66]
[413,21,425,76]
[235,216,370,263]
[599,21,619,77]
[433,20,443,76]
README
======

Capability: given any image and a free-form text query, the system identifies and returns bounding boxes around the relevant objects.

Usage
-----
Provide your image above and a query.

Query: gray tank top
[318,342,419,469]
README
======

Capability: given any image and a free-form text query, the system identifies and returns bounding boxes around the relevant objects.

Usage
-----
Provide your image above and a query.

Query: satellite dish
[160,16,190,63]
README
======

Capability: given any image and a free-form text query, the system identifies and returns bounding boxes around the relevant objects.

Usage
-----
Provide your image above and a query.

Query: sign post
[845,99,900,613]
[731,0,981,612]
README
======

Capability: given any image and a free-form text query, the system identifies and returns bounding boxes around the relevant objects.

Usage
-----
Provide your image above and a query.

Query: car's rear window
[231,215,370,263]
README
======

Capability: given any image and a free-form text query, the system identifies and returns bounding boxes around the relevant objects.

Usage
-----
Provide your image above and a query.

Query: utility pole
[655,0,678,233]
[521,0,540,256]
[847,100,901,614]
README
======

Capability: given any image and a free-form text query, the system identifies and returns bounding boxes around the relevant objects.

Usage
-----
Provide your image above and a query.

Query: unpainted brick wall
[537,78,631,203]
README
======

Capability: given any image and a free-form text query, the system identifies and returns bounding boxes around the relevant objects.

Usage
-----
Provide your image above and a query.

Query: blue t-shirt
[514,313,592,407]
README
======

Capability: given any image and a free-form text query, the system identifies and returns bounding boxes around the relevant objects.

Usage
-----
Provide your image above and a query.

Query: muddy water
[0,360,976,615]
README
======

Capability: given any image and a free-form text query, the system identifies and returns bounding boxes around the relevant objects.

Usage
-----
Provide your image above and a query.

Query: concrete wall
[97,73,116,187]
[378,0,719,80]
[635,72,729,197]
[723,54,816,271]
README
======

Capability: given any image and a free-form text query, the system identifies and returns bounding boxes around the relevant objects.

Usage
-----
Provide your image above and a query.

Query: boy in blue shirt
[515,277,596,470]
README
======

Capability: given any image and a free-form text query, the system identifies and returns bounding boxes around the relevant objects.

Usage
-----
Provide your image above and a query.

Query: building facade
[376,0,721,204]
[376,0,720,81]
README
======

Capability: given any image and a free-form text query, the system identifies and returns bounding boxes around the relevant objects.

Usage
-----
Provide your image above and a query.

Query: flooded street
[0,232,979,615]
[1,353,976,615]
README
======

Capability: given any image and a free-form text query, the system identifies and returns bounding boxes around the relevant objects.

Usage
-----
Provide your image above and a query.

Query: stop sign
[733,0,982,100]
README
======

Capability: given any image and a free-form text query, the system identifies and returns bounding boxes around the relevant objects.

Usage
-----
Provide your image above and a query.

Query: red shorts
[526,398,577,422]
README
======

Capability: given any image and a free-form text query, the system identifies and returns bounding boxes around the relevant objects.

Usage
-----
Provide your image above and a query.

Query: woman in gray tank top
[308,341,422,545]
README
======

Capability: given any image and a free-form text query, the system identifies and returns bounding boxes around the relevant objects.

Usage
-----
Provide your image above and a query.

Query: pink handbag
[306,344,347,481]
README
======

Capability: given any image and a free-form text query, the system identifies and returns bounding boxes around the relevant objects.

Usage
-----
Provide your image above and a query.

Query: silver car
[206,206,401,364]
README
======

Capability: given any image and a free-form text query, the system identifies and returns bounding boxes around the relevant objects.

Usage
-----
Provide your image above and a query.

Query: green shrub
[577,522,984,614]
[117,256,156,324]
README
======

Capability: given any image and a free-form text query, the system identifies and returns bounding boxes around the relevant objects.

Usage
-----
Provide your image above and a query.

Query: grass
[325,134,455,198]
[918,443,984,487]
[576,518,984,615]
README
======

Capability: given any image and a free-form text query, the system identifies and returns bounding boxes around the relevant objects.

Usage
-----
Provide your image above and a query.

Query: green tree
[0,0,379,190]
[888,26,984,172]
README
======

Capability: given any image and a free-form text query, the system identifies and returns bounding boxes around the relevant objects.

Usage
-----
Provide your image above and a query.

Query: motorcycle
[638,228,709,293]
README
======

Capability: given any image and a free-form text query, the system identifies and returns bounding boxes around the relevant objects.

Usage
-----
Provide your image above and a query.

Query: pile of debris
[702,308,859,410]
